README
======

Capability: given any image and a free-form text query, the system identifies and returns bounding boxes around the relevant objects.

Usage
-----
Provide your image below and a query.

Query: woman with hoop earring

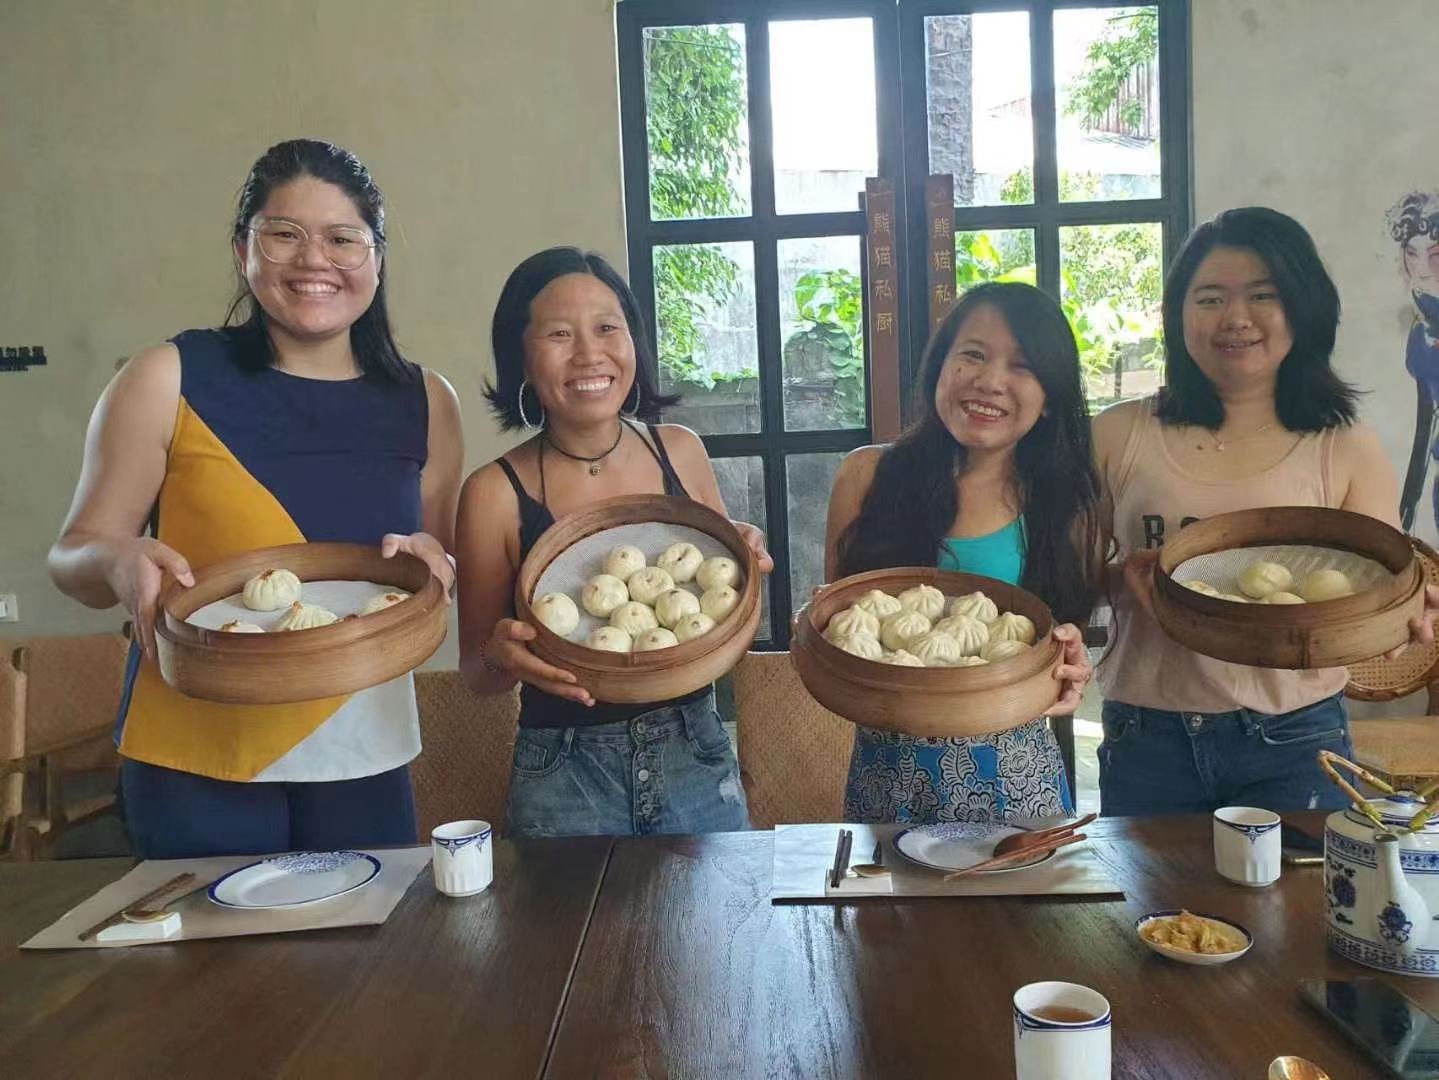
[456,247,772,838]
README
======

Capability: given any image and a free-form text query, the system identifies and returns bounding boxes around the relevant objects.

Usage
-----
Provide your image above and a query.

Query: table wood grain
[0,838,612,1079]
[545,815,1439,1079]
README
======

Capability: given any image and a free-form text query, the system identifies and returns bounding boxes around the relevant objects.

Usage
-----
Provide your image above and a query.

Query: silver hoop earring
[622,380,641,420]
[517,380,545,429]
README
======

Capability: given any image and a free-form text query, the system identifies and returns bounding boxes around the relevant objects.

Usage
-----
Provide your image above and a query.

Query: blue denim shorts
[1097,692,1354,817]
[505,690,750,839]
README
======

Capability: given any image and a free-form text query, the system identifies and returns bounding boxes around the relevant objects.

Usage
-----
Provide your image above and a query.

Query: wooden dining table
[3,814,1438,1078]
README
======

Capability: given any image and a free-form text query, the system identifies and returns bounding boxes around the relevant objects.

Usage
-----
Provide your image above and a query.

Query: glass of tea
[1013,981,1111,1080]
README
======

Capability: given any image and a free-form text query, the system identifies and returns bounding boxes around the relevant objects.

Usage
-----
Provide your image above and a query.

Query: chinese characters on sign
[925,175,955,335]
[865,177,900,442]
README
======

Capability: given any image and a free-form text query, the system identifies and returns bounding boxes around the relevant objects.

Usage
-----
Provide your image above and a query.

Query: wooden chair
[410,671,520,839]
[0,648,27,856]
[732,651,852,829]
[3,631,129,859]
[1345,538,1439,790]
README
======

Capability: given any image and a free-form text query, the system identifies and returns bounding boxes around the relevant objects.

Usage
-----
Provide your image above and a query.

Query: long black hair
[1157,206,1356,432]
[836,282,1102,625]
[223,138,418,384]
[483,246,679,431]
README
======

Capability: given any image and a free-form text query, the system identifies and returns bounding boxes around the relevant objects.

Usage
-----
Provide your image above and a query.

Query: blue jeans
[1097,693,1354,817]
[120,759,417,859]
[506,691,750,839]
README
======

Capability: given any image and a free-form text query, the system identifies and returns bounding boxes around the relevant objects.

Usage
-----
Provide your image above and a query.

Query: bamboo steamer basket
[789,567,1063,737]
[514,494,761,704]
[1151,507,1424,669]
[154,542,448,705]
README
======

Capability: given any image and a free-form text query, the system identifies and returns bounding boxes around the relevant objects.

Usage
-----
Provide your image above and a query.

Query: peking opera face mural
[1389,190,1439,536]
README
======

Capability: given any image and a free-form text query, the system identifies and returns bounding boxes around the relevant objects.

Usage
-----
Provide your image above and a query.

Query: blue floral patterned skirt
[843,718,1074,824]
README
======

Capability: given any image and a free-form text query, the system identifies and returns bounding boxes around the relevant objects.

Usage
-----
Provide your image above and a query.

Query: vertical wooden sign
[925,175,955,335]
[864,177,901,443]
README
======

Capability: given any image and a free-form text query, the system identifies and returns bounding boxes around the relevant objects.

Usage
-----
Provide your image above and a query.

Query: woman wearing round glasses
[49,139,463,859]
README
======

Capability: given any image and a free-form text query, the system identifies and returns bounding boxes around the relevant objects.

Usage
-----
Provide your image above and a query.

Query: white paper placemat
[1173,544,1391,597]
[771,823,1124,902]
[533,522,740,644]
[22,846,431,950]
[188,580,400,631]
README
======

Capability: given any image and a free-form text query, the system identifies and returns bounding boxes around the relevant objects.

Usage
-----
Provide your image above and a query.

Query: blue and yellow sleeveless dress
[842,517,1076,823]
[116,328,429,858]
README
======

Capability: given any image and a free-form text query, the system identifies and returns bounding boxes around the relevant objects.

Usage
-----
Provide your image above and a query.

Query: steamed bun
[534,592,581,636]
[274,602,339,631]
[603,545,647,581]
[909,630,962,667]
[657,542,704,584]
[987,611,1036,645]
[654,588,700,629]
[1238,560,1293,600]
[581,574,630,618]
[879,609,932,652]
[627,566,676,606]
[1299,568,1353,602]
[897,584,945,621]
[242,568,302,612]
[949,591,999,623]
[853,589,903,620]
[609,601,659,636]
[585,626,633,653]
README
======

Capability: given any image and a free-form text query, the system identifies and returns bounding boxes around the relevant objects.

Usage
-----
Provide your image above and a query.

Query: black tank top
[497,421,708,728]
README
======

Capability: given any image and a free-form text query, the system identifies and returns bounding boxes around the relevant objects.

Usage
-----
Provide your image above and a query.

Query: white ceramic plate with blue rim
[208,851,382,910]
[892,822,1056,874]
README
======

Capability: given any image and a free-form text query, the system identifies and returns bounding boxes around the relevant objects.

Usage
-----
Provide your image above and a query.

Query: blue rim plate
[1136,909,1254,966]
[891,821,1056,875]
[208,851,382,910]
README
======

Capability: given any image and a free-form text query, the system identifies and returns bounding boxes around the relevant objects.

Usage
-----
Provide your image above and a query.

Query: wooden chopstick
[1017,812,1097,846]
[78,872,196,941]
[943,833,1087,882]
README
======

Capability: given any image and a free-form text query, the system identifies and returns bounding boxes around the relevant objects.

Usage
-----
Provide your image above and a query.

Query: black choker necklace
[545,424,624,476]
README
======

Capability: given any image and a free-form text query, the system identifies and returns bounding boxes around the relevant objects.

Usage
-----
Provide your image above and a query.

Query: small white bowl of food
[1136,909,1253,966]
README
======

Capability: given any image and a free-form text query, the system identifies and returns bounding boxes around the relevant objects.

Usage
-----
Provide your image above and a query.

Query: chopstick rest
[96,912,183,944]
[823,868,893,896]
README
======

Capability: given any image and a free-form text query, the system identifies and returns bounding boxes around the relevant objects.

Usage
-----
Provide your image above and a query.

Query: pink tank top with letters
[1097,397,1348,714]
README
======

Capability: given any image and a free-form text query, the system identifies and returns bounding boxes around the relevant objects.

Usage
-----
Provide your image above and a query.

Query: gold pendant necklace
[1204,421,1276,452]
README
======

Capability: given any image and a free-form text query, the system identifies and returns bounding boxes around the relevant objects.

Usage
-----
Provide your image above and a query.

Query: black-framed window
[900,0,1190,417]
[617,0,903,648]
[618,0,1189,647]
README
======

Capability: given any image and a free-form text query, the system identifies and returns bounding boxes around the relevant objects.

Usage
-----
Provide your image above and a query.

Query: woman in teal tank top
[825,283,1101,823]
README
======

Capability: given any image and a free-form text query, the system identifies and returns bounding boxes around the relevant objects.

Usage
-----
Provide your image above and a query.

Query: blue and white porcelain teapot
[1321,751,1439,977]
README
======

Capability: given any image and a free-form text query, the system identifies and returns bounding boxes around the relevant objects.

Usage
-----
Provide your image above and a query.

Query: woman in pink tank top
[1093,207,1431,816]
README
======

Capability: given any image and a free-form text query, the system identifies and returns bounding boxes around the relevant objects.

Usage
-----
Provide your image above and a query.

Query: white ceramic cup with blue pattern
[431,819,494,897]
[1213,806,1281,887]
[1013,981,1111,1079]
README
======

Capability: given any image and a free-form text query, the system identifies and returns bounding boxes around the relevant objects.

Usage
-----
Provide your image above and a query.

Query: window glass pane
[770,19,876,215]
[653,242,759,435]
[712,456,771,641]
[777,236,866,432]
[954,228,1036,290]
[644,25,751,221]
[787,452,846,614]
[1054,7,1161,202]
[925,13,1032,208]
[1059,222,1164,411]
